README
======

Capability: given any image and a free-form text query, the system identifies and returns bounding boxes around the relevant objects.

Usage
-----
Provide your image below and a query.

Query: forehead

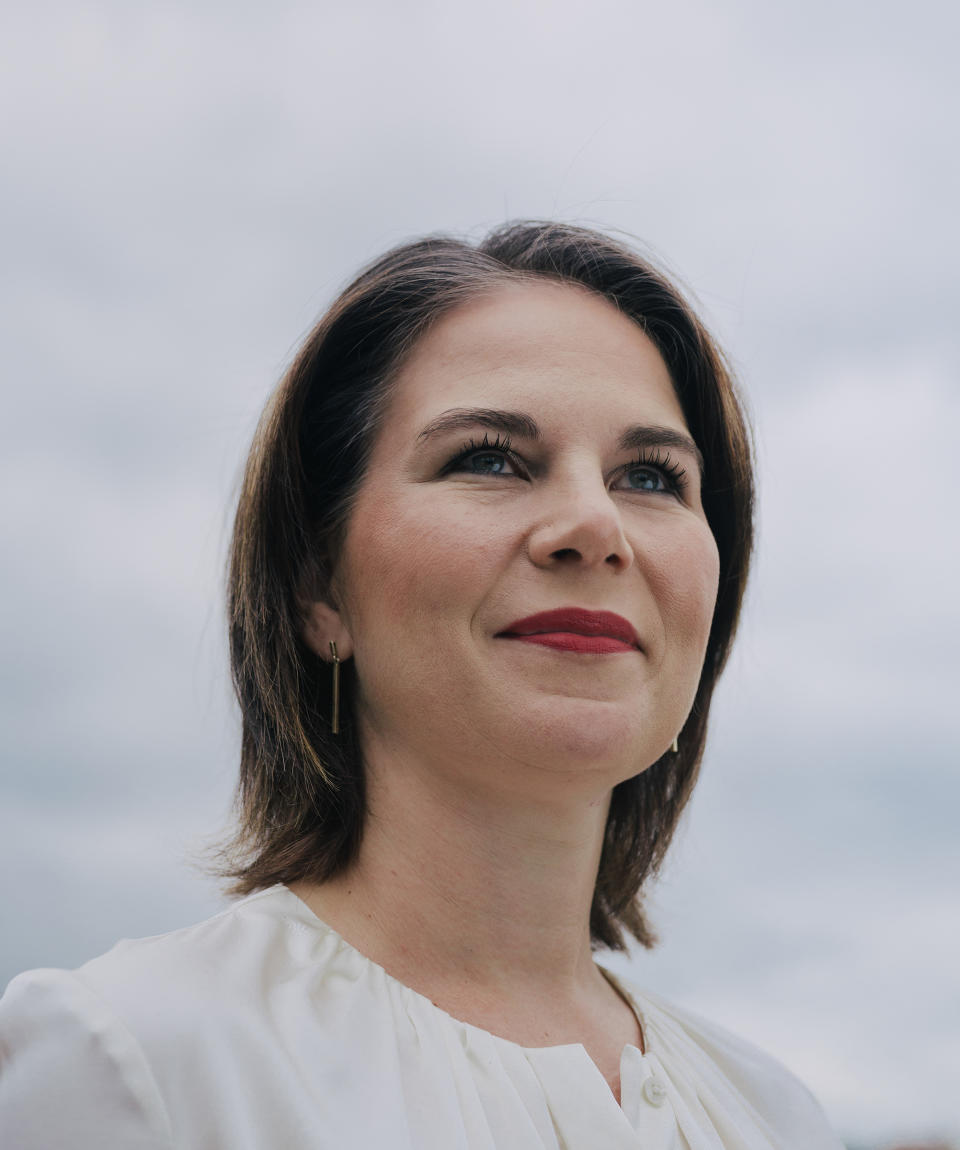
[383,280,687,434]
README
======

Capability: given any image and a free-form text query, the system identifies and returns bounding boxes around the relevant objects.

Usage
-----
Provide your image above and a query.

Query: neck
[293,727,615,1008]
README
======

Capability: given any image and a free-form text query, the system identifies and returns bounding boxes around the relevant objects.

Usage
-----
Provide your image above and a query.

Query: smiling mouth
[497,607,641,654]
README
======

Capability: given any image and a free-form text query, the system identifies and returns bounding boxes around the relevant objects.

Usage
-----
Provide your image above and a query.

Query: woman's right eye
[456,450,516,475]
[444,434,522,477]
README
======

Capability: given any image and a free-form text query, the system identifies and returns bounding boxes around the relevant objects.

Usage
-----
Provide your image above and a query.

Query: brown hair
[219,221,754,951]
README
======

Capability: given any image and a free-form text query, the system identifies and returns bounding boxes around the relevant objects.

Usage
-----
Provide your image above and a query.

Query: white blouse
[0,885,843,1149]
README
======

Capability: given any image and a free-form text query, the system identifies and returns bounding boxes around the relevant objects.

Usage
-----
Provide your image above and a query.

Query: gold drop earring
[328,641,341,735]
[671,736,679,754]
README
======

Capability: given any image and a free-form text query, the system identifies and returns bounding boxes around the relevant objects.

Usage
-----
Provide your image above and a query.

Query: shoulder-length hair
[219,221,754,951]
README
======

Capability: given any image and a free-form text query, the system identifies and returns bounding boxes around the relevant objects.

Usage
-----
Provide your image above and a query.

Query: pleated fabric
[0,885,844,1149]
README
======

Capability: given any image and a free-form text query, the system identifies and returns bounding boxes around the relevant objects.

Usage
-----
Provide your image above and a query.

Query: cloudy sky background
[2,2,957,1146]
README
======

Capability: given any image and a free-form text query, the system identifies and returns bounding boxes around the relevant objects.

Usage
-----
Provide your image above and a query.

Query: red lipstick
[498,608,640,654]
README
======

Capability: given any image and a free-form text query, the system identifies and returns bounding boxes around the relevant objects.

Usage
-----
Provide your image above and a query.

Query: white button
[642,1075,667,1107]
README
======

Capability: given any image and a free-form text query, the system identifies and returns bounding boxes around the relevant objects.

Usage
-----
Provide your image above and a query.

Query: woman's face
[310,281,720,804]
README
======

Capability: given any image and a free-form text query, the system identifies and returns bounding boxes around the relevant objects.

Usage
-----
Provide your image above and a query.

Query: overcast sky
[2,2,958,1147]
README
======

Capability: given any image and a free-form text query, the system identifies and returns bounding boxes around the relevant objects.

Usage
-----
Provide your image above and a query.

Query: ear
[301,598,355,662]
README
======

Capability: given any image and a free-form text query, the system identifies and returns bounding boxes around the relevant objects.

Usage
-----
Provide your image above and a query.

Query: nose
[526,470,634,572]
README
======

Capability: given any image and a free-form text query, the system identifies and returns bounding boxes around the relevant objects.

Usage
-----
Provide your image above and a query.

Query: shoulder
[0,964,175,1147]
[68,885,318,1013]
[0,886,329,1148]
[606,972,844,1149]
[6,886,334,1061]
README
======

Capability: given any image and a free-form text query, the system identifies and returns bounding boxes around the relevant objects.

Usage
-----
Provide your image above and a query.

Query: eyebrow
[416,407,705,475]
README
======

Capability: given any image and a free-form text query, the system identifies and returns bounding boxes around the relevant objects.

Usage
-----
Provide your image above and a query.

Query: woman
[0,222,844,1148]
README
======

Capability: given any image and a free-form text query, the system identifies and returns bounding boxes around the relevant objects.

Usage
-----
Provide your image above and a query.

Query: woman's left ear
[301,599,354,662]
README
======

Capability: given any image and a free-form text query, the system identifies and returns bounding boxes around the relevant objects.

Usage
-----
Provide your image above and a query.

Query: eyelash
[629,447,688,494]
[444,433,523,474]
[444,434,689,494]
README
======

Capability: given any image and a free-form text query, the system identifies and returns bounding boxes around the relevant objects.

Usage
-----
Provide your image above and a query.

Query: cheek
[650,521,720,654]
[339,486,505,638]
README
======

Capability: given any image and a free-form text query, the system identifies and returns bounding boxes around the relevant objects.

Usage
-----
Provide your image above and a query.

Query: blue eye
[446,433,521,477]
[465,452,512,474]
[617,450,687,495]
[624,466,668,492]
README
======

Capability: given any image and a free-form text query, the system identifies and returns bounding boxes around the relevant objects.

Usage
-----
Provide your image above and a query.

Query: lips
[497,607,640,653]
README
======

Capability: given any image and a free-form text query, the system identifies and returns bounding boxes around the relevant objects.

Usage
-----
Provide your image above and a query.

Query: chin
[504,695,660,779]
